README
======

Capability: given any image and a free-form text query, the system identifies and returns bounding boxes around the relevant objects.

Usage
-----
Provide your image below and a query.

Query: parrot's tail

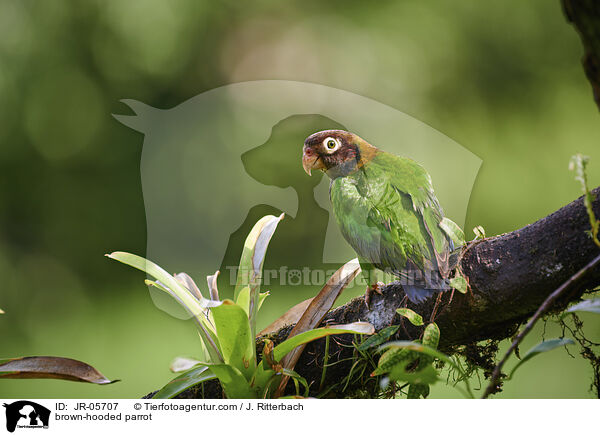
[399,269,451,304]
[401,285,440,304]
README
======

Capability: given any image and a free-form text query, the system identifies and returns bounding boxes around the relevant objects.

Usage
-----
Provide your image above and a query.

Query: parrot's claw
[364,281,385,308]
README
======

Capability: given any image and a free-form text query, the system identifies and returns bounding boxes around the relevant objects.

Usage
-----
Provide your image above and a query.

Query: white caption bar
[0,399,596,434]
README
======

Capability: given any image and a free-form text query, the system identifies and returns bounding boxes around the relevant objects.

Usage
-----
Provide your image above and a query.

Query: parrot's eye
[323,137,340,153]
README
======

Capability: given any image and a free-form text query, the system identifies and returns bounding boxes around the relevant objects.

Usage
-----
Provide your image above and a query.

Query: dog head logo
[3,401,50,433]
[114,80,481,316]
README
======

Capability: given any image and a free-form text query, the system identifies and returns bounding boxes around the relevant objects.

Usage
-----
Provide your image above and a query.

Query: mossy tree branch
[163,186,600,398]
[150,3,600,398]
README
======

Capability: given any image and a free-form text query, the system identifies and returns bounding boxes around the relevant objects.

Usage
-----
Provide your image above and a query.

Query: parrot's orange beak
[302,147,325,176]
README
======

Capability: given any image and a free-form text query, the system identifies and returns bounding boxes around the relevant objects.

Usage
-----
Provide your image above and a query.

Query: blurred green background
[1,0,599,399]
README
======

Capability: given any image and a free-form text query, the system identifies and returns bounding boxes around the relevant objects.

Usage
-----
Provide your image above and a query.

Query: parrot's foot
[364,282,385,308]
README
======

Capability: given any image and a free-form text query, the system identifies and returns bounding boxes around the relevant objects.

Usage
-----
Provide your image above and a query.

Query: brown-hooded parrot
[301,130,454,305]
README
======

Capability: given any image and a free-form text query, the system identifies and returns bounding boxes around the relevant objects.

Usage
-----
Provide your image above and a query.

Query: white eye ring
[323,137,341,153]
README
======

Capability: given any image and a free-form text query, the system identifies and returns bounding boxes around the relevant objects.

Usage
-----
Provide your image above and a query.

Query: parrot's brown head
[302,130,378,179]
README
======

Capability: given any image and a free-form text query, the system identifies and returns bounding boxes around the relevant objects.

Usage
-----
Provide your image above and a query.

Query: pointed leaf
[372,348,416,376]
[206,270,220,301]
[234,214,284,297]
[509,338,574,379]
[233,214,284,348]
[252,322,374,392]
[389,363,438,385]
[107,252,221,312]
[152,366,215,399]
[170,357,203,373]
[422,323,440,349]
[396,308,424,326]
[145,279,223,363]
[0,357,117,384]
[357,325,400,351]
[280,368,309,397]
[564,298,600,316]
[108,252,223,362]
[209,364,257,399]
[450,276,468,294]
[174,272,204,301]
[274,322,374,362]
[211,300,255,380]
[379,341,474,398]
[407,383,430,399]
[236,287,269,317]
[473,225,486,239]
[439,217,465,246]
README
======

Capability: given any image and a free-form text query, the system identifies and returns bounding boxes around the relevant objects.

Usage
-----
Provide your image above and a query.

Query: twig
[482,252,600,398]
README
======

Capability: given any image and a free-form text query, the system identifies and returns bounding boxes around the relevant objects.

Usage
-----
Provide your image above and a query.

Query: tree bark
[563,0,600,110]
[160,186,600,399]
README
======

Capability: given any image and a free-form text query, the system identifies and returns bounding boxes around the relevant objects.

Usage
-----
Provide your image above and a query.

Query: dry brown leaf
[206,270,220,301]
[258,297,315,336]
[275,258,361,396]
[174,272,204,301]
[0,356,117,384]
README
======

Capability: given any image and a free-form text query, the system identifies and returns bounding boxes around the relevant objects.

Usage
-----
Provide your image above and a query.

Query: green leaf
[252,322,374,392]
[169,356,203,373]
[407,383,430,399]
[209,364,257,398]
[389,363,438,385]
[372,348,416,376]
[422,323,440,349]
[236,287,269,317]
[379,341,474,398]
[380,341,451,366]
[108,252,223,363]
[449,276,468,294]
[272,323,374,362]
[569,154,599,247]
[509,338,574,379]
[0,356,117,384]
[439,217,465,246]
[174,272,205,301]
[357,325,400,351]
[107,252,214,313]
[396,308,424,326]
[564,298,600,316]
[233,214,284,348]
[235,286,251,313]
[473,225,486,239]
[280,368,309,397]
[158,362,257,399]
[153,366,216,399]
[211,300,255,380]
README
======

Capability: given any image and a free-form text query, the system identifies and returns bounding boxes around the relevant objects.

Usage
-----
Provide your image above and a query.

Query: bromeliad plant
[108,214,374,398]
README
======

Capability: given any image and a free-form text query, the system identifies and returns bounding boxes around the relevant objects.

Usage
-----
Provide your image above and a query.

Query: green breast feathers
[329,152,451,285]
[302,129,454,304]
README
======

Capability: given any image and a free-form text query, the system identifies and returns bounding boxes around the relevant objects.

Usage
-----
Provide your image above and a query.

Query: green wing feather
[330,151,451,281]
